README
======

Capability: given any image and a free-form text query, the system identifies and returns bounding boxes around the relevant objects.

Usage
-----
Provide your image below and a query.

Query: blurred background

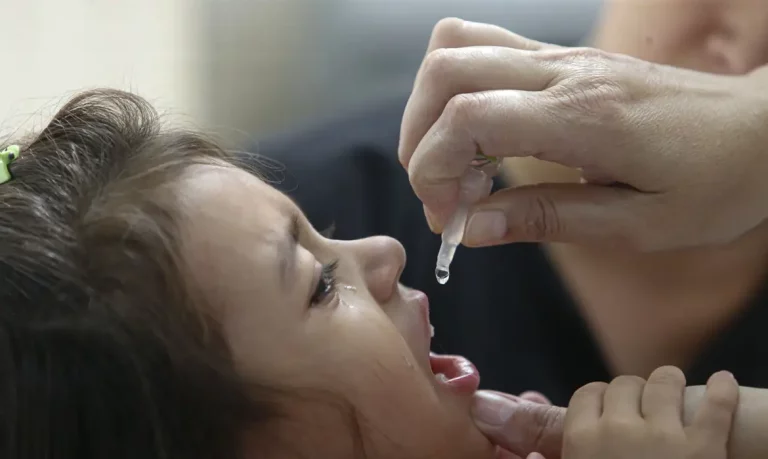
[0,0,602,144]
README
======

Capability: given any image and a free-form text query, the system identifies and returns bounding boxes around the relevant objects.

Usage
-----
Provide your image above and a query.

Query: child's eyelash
[322,259,339,281]
[310,259,339,307]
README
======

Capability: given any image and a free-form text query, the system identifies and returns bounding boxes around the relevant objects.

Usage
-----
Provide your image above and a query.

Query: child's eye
[310,260,338,307]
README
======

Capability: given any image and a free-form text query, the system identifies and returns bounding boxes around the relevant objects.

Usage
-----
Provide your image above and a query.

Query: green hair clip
[471,152,500,169]
[0,145,21,185]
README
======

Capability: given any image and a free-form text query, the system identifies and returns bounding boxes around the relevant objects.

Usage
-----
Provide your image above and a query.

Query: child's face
[595,0,768,74]
[178,165,494,458]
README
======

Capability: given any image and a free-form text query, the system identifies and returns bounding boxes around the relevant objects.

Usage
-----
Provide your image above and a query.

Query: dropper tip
[435,267,450,285]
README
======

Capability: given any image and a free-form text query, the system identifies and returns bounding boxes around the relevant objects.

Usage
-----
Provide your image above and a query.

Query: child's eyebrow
[278,213,301,290]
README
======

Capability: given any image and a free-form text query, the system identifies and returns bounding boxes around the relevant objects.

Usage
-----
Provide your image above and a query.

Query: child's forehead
[181,165,297,238]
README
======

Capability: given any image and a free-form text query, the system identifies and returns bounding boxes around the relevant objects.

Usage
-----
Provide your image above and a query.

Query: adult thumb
[463,183,649,248]
[472,391,565,459]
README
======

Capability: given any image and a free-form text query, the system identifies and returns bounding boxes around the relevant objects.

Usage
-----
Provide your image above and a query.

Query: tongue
[429,353,481,394]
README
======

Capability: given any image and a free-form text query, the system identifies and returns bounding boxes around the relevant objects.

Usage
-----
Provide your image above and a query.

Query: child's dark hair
[0,89,276,459]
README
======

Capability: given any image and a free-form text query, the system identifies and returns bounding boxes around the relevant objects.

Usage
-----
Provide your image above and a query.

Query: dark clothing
[256,96,768,406]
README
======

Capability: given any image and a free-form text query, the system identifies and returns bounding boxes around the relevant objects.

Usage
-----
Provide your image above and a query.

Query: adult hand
[473,390,564,459]
[399,18,768,251]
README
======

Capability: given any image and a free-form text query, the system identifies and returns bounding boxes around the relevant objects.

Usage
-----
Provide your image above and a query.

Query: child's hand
[563,367,739,459]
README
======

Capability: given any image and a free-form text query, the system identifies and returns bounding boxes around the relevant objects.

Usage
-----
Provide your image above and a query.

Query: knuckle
[648,366,687,388]
[422,48,458,85]
[539,49,626,121]
[431,17,468,48]
[521,193,564,241]
[563,46,612,63]
[547,76,625,122]
[444,93,485,127]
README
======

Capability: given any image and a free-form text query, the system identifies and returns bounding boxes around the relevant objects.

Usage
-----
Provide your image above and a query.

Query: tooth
[429,324,435,338]
[435,373,449,383]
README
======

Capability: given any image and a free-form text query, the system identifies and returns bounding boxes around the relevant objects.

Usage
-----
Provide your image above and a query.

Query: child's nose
[354,236,406,304]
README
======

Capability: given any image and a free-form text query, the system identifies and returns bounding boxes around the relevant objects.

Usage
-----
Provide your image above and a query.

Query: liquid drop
[435,268,450,285]
[342,285,357,292]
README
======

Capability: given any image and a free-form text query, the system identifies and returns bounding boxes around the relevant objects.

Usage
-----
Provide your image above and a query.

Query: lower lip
[429,353,481,394]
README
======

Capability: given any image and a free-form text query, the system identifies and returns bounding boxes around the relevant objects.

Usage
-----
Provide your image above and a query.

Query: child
[0,89,494,459]
[0,89,742,459]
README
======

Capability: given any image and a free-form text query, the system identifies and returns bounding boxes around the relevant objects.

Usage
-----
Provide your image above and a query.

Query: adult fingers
[403,18,555,167]
[461,182,657,249]
[405,89,558,228]
[406,80,636,231]
[520,391,552,405]
[399,45,561,171]
[688,371,739,446]
[641,366,686,430]
[472,391,565,459]
[424,18,551,56]
[416,18,551,89]
[602,376,645,420]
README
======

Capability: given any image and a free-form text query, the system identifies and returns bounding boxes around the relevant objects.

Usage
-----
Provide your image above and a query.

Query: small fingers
[689,371,739,446]
[602,375,645,420]
[642,366,686,429]
[566,382,608,428]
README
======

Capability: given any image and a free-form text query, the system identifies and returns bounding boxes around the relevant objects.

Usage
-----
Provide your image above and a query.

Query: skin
[473,369,768,459]
[175,164,495,459]
[399,14,768,377]
[592,0,768,75]
[541,0,768,377]
[562,369,739,459]
[396,6,768,457]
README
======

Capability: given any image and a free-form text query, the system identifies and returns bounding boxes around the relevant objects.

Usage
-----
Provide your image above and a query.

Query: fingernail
[708,371,737,386]
[466,211,507,246]
[472,391,518,427]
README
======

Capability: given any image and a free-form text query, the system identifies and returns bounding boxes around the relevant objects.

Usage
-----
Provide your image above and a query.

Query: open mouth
[429,353,481,394]
[405,288,481,394]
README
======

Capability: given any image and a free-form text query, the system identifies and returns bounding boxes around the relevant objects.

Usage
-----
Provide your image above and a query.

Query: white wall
[0,0,602,144]
[0,0,203,140]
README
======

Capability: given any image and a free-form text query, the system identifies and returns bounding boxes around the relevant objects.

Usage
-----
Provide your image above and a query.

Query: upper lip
[398,286,432,355]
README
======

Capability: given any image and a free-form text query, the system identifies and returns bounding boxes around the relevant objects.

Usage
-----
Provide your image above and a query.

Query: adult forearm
[684,386,768,459]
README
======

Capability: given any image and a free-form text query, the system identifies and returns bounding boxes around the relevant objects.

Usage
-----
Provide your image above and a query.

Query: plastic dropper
[435,154,501,284]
